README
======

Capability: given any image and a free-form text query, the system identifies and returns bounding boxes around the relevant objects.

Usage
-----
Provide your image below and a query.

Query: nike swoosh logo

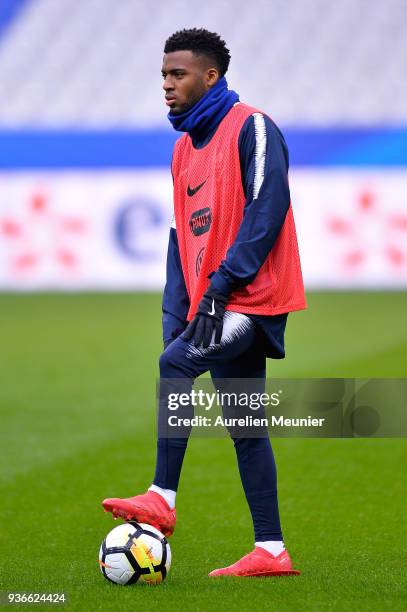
[208,298,215,316]
[187,179,207,197]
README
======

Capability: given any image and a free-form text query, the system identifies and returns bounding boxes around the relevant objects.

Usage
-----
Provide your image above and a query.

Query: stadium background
[1,0,406,610]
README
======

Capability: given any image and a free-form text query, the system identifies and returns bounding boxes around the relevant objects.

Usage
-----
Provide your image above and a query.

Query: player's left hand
[182,285,228,348]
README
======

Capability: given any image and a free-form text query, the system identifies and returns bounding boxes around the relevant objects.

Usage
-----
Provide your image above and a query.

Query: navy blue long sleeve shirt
[162,108,290,358]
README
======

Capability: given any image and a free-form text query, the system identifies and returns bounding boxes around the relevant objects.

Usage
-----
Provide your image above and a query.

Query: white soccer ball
[99,522,171,585]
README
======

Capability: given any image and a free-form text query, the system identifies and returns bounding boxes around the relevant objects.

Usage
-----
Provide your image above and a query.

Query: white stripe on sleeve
[252,112,267,200]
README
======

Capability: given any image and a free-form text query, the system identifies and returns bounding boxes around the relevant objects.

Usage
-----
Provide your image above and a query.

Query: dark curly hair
[164,28,231,77]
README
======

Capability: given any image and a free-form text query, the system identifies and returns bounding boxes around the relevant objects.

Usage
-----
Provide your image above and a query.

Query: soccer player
[103,28,306,577]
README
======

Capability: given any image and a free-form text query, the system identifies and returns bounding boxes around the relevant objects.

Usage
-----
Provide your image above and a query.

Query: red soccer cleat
[208,547,300,577]
[102,491,176,537]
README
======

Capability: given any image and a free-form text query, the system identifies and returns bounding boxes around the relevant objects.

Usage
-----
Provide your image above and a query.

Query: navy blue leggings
[153,312,282,541]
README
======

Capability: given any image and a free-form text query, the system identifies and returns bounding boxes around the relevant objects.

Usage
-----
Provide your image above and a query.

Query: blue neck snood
[167,76,239,139]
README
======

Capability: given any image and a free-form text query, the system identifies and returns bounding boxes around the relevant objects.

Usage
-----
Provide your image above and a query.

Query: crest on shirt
[195,247,205,276]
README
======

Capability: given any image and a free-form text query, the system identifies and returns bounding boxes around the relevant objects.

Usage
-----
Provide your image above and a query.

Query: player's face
[162,50,218,114]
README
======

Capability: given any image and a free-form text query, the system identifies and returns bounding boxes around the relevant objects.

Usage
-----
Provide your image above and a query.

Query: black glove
[182,285,228,348]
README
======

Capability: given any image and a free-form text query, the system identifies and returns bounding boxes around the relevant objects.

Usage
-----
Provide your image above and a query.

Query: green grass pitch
[1,292,406,611]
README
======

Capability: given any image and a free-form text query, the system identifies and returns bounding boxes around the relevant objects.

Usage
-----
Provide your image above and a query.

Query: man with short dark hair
[103,28,306,578]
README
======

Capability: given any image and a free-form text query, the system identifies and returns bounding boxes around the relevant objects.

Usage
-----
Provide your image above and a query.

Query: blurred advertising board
[0,168,406,290]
